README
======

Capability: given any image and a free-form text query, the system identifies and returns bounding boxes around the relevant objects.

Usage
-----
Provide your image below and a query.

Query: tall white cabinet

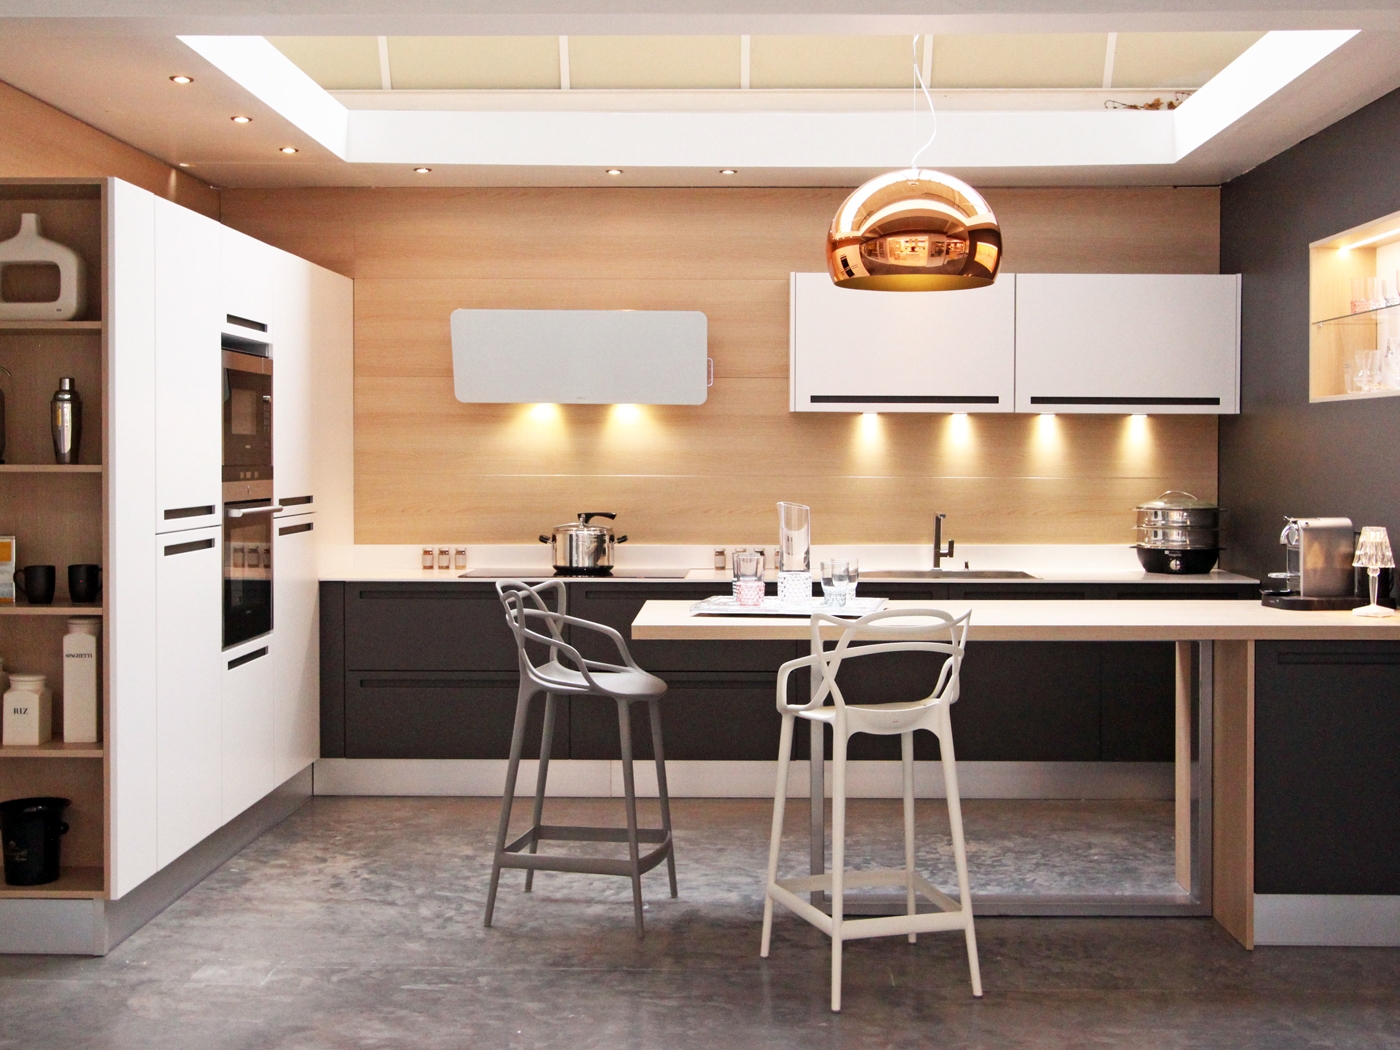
[108,181,353,899]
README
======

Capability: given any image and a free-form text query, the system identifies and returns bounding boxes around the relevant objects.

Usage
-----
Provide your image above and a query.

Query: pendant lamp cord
[911,34,938,170]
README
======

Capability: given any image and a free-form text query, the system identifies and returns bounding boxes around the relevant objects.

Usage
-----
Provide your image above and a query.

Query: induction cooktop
[458,568,692,579]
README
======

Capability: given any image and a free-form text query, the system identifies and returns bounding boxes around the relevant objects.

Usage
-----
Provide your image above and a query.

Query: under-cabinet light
[279,146,299,154]
[414,167,432,174]
[605,168,623,175]
[231,115,252,124]
[720,169,737,175]
[169,75,193,84]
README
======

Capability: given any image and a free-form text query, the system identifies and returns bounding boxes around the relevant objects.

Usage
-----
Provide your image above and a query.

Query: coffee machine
[1264,517,1362,609]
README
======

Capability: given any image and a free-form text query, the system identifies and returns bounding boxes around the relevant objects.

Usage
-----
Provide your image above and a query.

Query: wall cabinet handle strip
[163,504,215,520]
[227,646,269,669]
[163,537,215,556]
[278,495,313,507]
[279,521,313,536]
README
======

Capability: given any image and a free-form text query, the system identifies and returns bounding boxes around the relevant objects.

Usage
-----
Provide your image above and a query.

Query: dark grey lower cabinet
[322,579,1229,764]
[344,673,556,760]
[1254,641,1400,895]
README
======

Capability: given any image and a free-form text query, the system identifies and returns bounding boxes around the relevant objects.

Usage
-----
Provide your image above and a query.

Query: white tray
[689,596,888,617]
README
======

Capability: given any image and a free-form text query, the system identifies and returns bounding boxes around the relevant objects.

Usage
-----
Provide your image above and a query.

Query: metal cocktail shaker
[51,377,81,465]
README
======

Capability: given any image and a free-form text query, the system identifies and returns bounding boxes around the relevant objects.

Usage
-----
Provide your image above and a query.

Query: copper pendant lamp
[826,38,1001,291]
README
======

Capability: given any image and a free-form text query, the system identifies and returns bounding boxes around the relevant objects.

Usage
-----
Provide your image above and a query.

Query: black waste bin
[1,797,70,886]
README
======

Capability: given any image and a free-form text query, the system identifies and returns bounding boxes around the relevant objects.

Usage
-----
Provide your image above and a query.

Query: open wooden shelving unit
[0,179,107,901]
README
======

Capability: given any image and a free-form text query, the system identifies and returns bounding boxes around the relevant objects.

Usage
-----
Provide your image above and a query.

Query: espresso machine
[1263,517,1363,609]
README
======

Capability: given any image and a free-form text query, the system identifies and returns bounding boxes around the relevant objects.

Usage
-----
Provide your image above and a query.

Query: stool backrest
[809,608,970,712]
[496,578,623,695]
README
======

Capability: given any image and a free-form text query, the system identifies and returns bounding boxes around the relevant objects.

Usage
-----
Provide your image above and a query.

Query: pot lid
[553,511,618,533]
[1135,490,1217,511]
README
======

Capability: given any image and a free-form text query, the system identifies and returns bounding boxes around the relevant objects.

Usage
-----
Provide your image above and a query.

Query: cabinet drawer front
[568,673,791,762]
[345,584,518,670]
[569,583,798,671]
[344,673,554,759]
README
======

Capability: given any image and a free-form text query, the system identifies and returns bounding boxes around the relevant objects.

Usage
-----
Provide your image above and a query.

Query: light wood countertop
[631,599,1400,642]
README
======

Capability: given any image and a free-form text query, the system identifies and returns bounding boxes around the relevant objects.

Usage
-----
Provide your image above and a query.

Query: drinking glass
[820,560,842,606]
[730,547,749,598]
[735,551,765,607]
[844,559,860,601]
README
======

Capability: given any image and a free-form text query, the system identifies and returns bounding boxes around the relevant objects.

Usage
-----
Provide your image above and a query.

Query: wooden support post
[1174,641,1192,892]
[1212,639,1254,949]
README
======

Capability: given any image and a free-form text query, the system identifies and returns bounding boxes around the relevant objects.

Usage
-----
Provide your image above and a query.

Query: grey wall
[1220,86,1400,580]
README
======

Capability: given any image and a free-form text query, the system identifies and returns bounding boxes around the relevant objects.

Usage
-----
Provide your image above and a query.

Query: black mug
[68,564,101,604]
[16,565,55,606]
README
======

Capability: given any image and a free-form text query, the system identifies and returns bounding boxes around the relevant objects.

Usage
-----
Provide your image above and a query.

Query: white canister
[63,618,100,744]
[4,673,52,746]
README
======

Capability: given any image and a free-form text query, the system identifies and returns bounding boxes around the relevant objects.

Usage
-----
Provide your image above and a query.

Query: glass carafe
[777,502,812,603]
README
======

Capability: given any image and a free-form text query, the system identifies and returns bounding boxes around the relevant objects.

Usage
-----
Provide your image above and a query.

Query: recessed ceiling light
[178,163,190,168]
[169,75,193,85]
[231,115,252,124]
[720,169,737,175]
[605,168,623,176]
[414,167,432,174]
[279,146,299,154]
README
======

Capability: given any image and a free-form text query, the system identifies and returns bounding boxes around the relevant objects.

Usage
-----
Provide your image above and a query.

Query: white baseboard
[313,759,1172,800]
[1254,894,1400,946]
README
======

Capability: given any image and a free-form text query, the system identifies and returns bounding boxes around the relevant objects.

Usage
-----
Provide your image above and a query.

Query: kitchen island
[633,598,1400,947]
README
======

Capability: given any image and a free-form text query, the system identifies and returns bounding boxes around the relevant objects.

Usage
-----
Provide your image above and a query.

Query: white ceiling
[1,2,1399,188]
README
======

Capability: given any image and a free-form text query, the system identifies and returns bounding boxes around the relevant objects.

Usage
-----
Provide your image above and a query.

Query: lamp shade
[826,168,1002,291]
[1353,525,1395,568]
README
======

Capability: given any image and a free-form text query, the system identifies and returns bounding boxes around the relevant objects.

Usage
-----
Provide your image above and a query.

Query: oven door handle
[225,505,283,519]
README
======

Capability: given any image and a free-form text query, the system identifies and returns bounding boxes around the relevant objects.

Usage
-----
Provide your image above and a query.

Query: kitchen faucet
[934,513,954,568]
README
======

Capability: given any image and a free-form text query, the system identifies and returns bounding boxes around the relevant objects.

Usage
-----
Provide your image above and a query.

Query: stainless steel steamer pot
[540,512,628,575]
[1133,491,1220,535]
[1132,491,1220,574]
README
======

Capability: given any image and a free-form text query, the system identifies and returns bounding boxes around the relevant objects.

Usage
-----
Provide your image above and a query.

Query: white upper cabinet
[220,225,275,341]
[790,272,1016,413]
[1014,274,1240,414]
[153,198,222,532]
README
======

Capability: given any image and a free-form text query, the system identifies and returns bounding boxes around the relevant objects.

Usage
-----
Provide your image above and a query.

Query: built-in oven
[222,330,275,648]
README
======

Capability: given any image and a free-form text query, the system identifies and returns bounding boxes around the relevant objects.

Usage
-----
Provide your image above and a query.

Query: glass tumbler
[735,551,765,607]
[820,560,842,606]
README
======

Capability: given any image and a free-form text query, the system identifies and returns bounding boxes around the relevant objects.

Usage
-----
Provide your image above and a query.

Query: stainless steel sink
[860,570,1039,580]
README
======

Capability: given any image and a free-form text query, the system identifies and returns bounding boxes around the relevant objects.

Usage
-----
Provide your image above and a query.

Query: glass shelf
[1314,301,1400,326]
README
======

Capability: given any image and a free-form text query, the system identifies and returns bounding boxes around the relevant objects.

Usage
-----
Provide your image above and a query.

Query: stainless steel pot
[1134,525,1220,550]
[540,512,628,575]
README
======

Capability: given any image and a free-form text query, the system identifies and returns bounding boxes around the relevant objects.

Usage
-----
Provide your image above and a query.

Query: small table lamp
[1352,525,1396,617]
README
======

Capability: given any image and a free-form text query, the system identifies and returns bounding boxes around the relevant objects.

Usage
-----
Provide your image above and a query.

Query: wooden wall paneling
[354,278,792,380]
[0,81,218,219]
[218,185,1223,545]
[0,330,104,463]
[0,755,104,868]
[1212,638,1254,949]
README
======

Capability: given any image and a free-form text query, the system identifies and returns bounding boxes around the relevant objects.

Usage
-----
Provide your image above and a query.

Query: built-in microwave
[223,348,273,504]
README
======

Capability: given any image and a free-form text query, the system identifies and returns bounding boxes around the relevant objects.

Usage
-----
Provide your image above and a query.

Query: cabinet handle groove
[1030,396,1220,406]
[164,504,215,520]
[1278,651,1400,665]
[279,521,313,536]
[811,394,998,404]
[164,537,215,556]
[228,646,269,669]
[278,495,313,507]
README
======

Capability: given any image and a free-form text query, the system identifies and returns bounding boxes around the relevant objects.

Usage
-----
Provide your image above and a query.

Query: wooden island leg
[1175,642,1193,892]
[1213,639,1255,949]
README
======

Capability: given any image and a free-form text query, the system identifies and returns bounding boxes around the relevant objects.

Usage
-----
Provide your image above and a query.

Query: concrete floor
[1,796,1398,1049]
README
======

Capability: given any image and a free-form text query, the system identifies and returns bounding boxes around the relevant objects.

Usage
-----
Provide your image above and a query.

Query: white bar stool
[760,607,982,1012]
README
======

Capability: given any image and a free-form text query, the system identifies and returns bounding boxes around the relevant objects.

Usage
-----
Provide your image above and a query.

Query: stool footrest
[498,824,673,879]
[769,867,969,941]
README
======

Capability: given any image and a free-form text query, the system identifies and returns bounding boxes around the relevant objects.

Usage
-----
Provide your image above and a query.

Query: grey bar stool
[484,579,677,937]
